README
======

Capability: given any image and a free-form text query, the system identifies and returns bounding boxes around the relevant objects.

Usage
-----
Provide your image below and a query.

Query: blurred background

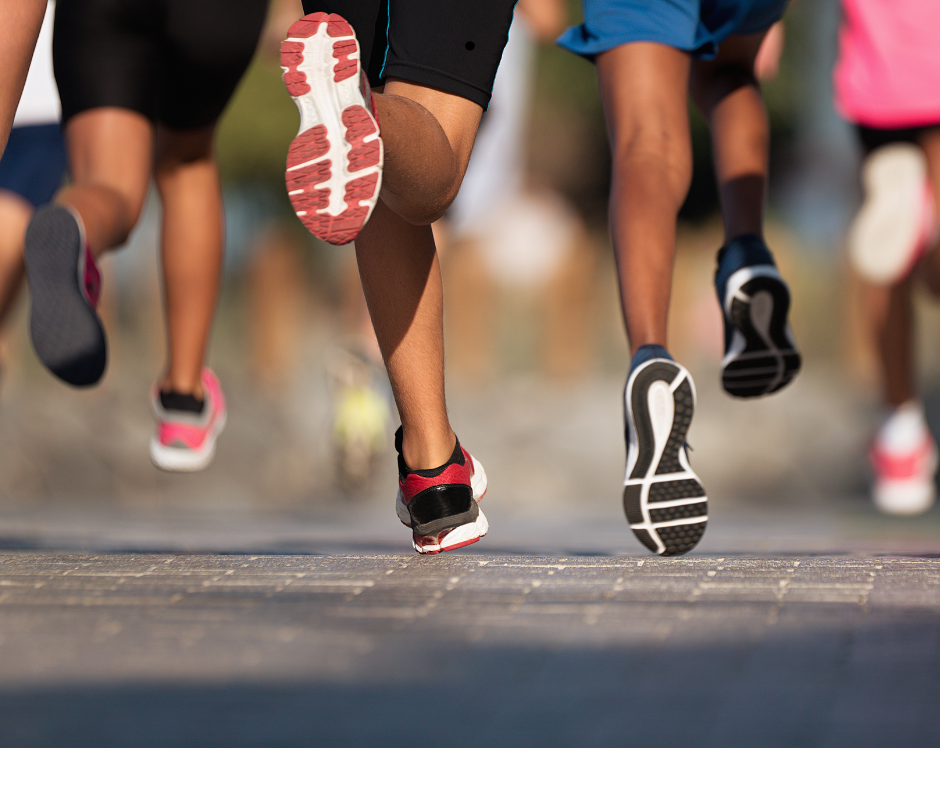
[0,0,938,534]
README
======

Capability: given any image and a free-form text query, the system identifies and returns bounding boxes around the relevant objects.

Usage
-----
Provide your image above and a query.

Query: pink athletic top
[834,0,940,129]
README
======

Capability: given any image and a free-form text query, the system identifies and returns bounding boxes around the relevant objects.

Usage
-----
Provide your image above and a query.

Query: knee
[611,130,692,197]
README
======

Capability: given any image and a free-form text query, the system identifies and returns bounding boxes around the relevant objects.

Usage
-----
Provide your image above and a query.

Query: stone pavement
[0,503,938,746]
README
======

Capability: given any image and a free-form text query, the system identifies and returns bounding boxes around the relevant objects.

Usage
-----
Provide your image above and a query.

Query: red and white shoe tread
[281,13,382,245]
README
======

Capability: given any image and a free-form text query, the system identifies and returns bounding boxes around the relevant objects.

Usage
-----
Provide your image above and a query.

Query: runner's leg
[153,123,223,399]
[356,81,482,470]
[0,0,46,158]
[57,108,153,254]
[595,42,692,350]
[690,32,769,244]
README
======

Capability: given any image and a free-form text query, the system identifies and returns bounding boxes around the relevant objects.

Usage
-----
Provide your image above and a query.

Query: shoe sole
[24,204,107,387]
[413,509,489,555]
[149,408,228,472]
[280,13,382,246]
[849,143,929,285]
[721,265,801,398]
[623,359,707,556]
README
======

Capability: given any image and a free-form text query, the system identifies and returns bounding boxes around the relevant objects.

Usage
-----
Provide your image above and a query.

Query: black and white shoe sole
[721,265,800,398]
[24,204,107,387]
[623,359,707,556]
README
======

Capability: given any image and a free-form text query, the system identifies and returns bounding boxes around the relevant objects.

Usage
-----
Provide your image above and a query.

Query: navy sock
[630,344,673,373]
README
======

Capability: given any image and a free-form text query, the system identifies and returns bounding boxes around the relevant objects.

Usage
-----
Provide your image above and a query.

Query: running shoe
[280,13,383,245]
[849,143,938,285]
[24,203,106,387]
[150,368,227,472]
[715,234,801,398]
[870,401,939,516]
[395,427,488,554]
[623,345,707,556]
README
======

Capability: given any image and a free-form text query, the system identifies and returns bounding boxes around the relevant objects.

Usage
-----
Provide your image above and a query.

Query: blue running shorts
[0,124,67,207]
[559,0,790,60]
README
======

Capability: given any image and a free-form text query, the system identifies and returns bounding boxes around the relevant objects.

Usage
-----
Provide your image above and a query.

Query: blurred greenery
[215,52,299,187]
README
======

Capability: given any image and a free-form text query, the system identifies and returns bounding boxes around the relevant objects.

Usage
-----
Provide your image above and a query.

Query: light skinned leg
[355,80,482,470]
[0,0,46,158]
[57,108,153,255]
[596,42,692,351]
[0,192,33,327]
[690,32,770,245]
[153,124,224,398]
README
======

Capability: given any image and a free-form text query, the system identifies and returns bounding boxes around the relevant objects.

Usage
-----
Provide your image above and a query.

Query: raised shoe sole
[24,204,107,387]
[623,359,707,556]
[280,13,382,245]
[721,265,801,398]
[849,143,930,285]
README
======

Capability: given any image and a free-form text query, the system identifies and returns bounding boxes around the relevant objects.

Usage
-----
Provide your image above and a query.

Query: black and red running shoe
[280,12,382,245]
[394,428,488,555]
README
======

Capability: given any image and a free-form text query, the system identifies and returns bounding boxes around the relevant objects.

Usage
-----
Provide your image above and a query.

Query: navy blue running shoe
[715,235,801,398]
[623,345,708,556]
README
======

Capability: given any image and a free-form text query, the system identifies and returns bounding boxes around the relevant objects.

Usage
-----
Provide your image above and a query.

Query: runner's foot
[150,368,227,472]
[280,12,383,245]
[715,234,801,398]
[849,143,937,285]
[870,400,938,516]
[395,427,488,554]
[623,345,707,556]
[24,204,106,387]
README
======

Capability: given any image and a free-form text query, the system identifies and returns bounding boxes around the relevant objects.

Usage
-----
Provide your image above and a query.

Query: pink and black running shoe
[280,12,383,245]
[394,428,489,555]
[24,204,106,387]
[150,368,227,472]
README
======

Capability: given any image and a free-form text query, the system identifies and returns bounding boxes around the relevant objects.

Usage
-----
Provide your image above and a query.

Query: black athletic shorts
[53,0,269,129]
[856,123,940,155]
[301,1,518,108]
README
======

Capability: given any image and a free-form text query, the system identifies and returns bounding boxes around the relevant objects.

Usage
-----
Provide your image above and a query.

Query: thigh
[596,42,691,156]
[160,0,268,130]
[382,79,483,178]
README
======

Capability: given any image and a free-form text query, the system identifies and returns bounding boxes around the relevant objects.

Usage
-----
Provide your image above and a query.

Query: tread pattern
[281,12,382,246]
[623,360,708,557]
[722,275,801,398]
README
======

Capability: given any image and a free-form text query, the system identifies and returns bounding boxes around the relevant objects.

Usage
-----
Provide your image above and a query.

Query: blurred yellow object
[333,382,391,492]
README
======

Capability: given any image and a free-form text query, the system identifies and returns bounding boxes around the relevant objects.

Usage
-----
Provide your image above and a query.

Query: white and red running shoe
[280,12,383,246]
[849,142,939,285]
[150,368,228,472]
[394,428,488,555]
[870,402,939,516]
[24,203,106,387]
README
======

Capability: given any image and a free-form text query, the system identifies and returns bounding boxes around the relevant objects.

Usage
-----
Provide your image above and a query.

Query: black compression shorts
[53,0,269,129]
[856,123,940,155]
[301,0,518,108]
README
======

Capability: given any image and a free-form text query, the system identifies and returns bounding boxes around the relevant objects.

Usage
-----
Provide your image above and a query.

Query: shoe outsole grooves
[721,267,801,398]
[24,204,107,387]
[623,359,707,556]
[281,13,382,246]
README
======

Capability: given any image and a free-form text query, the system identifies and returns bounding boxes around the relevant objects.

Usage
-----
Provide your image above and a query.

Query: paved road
[0,503,938,746]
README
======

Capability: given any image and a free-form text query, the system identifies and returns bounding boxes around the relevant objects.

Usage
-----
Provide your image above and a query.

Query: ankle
[161,375,204,400]
[398,428,458,472]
